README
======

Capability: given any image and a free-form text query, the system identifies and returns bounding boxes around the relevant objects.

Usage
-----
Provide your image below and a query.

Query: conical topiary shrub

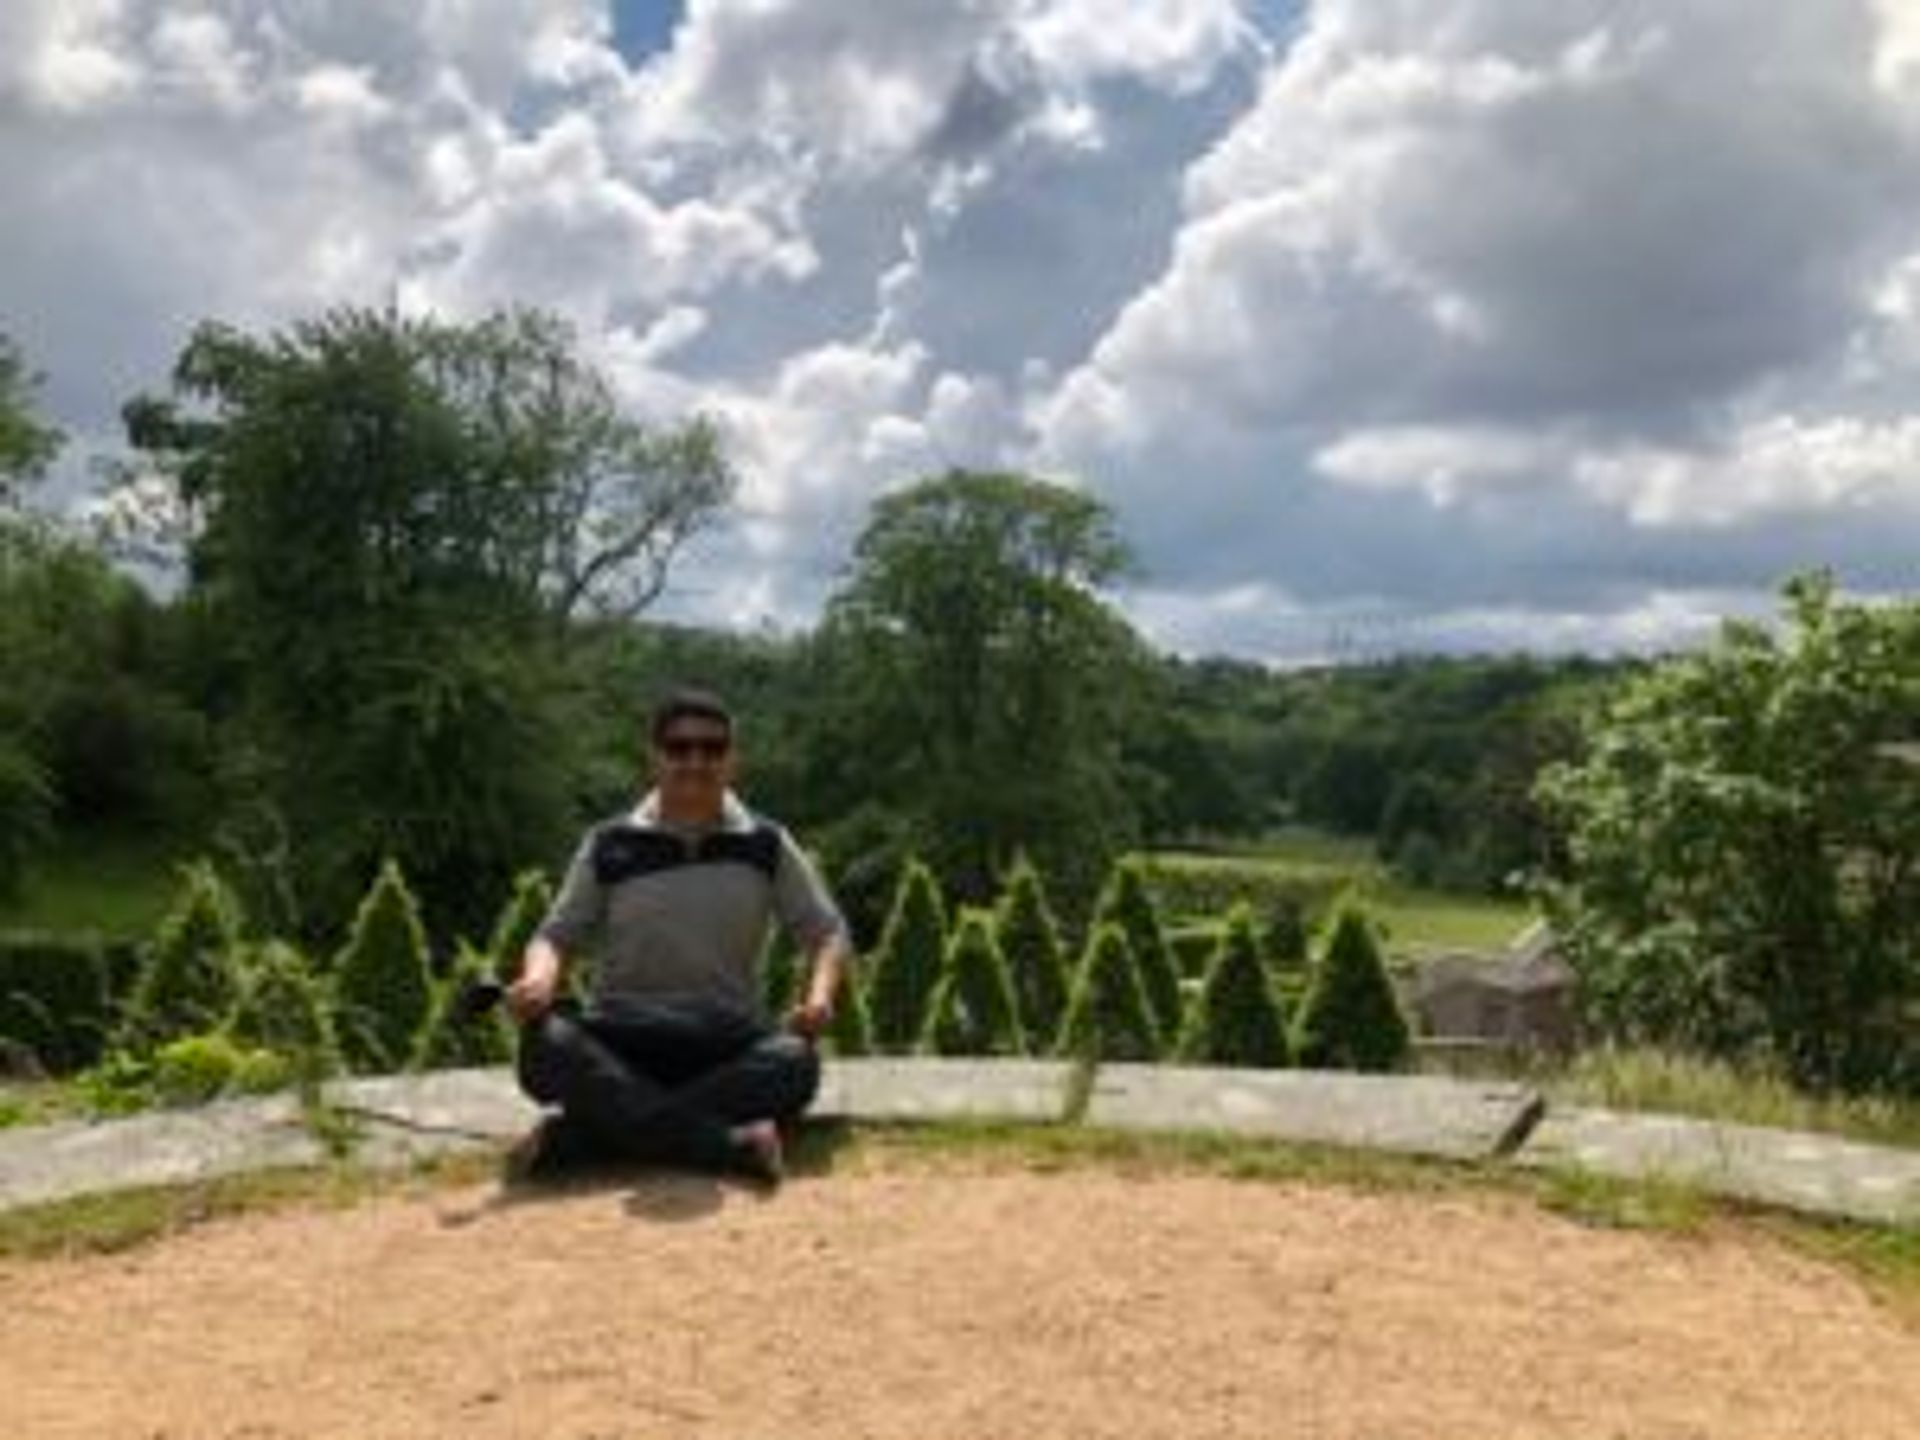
[921,910,1026,1056]
[1090,860,1183,1052]
[484,869,554,980]
[824,973,875,1057]
[331,859,435,1074]
[866,858,949,1052]
[223,940,338,1072]
[411,941,516,1071]
[994,854,1070,1049]
[120,862,245,1050]
[1056,922,1158,1062]
[1293,899,1412,1072]
[1178,904,1291,1069]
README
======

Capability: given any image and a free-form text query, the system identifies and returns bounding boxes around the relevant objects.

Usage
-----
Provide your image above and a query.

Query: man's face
[651,716,735,816]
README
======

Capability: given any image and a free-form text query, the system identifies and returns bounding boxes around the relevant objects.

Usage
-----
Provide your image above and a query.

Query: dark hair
[650,687,733,746]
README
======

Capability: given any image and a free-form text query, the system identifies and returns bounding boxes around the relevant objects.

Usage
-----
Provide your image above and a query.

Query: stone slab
[0,1095,324,1213]
[1085,1065,1543,1162]
[813,1058,1077,1123]
[1517,1107,1920,1226]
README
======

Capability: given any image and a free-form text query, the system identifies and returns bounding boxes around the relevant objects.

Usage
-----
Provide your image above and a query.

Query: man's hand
[507,938,565,1023]
[786,996,833,1042]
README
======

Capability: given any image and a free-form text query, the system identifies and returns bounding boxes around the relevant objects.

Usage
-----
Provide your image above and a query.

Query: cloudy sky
[6,0,1920,663]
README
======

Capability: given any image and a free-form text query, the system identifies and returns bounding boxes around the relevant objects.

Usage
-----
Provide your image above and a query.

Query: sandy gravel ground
[2,1166,1916,1439]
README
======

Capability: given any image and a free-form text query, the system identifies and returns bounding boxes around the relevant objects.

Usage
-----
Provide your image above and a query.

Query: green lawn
[1144,831,1533,956]
[0,828,190,939]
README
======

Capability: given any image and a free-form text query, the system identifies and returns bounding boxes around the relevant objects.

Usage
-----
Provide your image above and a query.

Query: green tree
[1179,905,1292,1069]
[1090,860,1183,1048]
[994,854,1071,1048]
[115,307,734,938]
[121,863,245,1049]
[805,470,1151,914]
[1537,576,1920,1093]
[1293,901,1411,1072]
[921,910,1025,1056]
[1057,922,1157,1062]
[331,859,436,1073]
[865,858,949,1051]
[0,332,61,507]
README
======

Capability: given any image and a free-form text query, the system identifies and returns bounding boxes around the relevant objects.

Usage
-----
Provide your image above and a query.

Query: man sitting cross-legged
[505,688,851,1186]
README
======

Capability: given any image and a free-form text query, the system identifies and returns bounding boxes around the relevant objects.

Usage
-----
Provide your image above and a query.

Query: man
[506,687,850,1185]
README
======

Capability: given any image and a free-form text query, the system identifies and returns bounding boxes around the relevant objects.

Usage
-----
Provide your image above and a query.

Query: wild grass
[1542,1047,1920,1150]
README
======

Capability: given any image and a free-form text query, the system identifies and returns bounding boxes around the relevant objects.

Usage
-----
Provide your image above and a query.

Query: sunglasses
[659,735,731,762]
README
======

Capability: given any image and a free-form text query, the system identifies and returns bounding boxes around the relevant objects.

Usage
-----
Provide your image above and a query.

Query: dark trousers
[516,996,819,1172]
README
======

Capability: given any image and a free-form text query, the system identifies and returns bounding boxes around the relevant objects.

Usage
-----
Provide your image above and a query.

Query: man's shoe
[727,1119,784,1189]
[503,1114,591,1186]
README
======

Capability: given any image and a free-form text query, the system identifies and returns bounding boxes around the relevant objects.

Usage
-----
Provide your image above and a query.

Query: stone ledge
[1515,1107,1920,1226]
[813,1058,1076,1123]
[1085,1065,1543,1162]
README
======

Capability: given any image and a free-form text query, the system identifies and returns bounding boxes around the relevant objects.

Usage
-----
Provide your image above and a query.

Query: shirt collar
[632,789,753,833]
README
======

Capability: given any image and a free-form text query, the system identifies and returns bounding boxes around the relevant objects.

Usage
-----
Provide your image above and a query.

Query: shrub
[484,868,553,980]
[411,941,514,1071]
[224,940,338,1071]
[824,974,874,1057]
[865,858,949,1052]
[150,1031,290,1106]
[1090,860,1183,1050]
[119,862,244,1050]
[331,859,435,1074]
[994,855,1070,1045]
[1135,854,1352,933]
[1167,922,1225,981]
[921,910,1025,1056]
[1294,900,1411,1072]
[1057,922,1157,1062]
[1179,905,1292,1069]
[0,929,142,1073]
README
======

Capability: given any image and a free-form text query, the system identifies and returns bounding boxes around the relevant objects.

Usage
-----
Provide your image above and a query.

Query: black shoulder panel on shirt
[589,819,781,885]
[698,823,781,878]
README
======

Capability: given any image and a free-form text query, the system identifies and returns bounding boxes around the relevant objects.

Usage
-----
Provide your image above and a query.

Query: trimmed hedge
[412,941,514,1071]
[1294,900,1412,1072]
[225,940,338,1067]
[119,862,245,1050]
[1091,861,1183,1048]
[1135,854,1352,934]
[0,928,143,1074]
[1057,922,1157,1062]
[921,910,1025,1057]
[866,858,949,1052]
[331,859,435,1074]
[994,855,1070,1046]
[1178,905,1291,1069]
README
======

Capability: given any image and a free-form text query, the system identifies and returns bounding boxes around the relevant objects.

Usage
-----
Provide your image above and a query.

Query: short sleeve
[537,832,606,954]
[773,828,849,953]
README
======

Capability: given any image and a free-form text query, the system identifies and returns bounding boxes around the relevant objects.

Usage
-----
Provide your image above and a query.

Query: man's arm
[507,935,567,1023]
[789,930,851,1039]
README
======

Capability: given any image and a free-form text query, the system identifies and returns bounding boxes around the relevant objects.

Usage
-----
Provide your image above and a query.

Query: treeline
[1,309,1613,957]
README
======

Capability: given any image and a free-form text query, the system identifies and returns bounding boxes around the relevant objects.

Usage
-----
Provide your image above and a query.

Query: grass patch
[0,827,189,938]
[0,1151,497,1261]
[1541,1047,1920,1150]
[1535,1165,1714,1233]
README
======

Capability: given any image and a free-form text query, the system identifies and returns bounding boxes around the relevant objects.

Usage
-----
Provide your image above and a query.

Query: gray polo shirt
[538,790,848,1018]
